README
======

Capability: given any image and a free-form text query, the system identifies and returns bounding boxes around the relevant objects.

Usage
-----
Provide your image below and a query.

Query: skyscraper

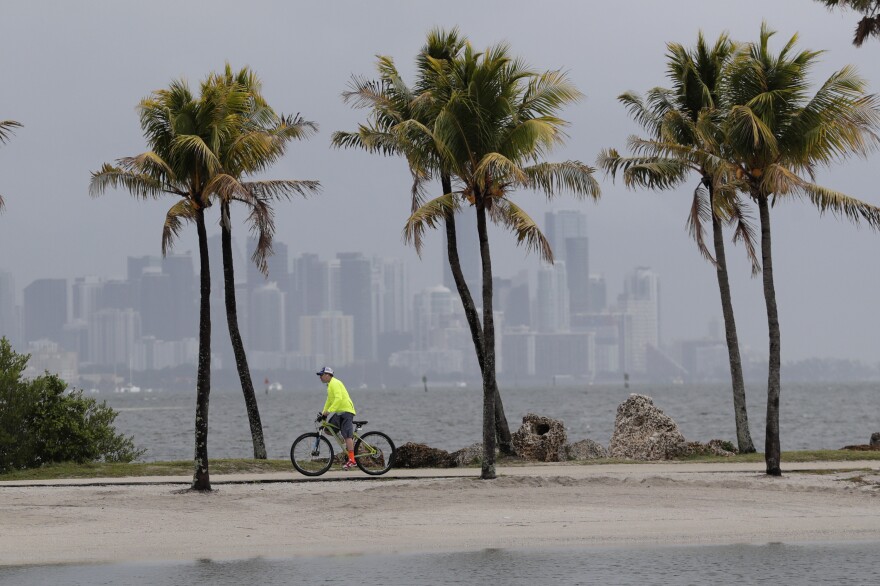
[536,261,569,332]
[0,271,20,346]
[618,267,660,374]
[23,278,67,344]
[338,252,375,362]
[545,210,590,317]
[249,282,286,352]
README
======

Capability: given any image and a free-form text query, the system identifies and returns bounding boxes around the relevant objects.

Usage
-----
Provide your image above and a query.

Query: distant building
[616,267,660,374]
[338,252,376,362]
[250,282,286,352]
[0,271,20,346]
[23,278,67,345]
[299,310,354,367]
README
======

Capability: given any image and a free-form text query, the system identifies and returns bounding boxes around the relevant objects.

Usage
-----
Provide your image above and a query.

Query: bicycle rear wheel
[354,431,395,475]
[290,432,334,476]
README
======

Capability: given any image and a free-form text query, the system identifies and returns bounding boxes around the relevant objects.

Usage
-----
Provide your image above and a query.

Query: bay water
[101,381,879,461]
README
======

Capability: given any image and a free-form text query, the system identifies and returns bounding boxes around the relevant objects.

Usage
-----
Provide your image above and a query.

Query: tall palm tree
[332,28,518,454]
[0,120,22,212]
[722,23,880,475]
[403,42,600,479]
[90,75,257,490]
[816,0,880,45]
[598,33,759,453]
[191,65,320,460]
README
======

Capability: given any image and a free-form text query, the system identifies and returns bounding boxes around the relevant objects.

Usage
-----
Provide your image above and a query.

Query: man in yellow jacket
[316,366,357,470]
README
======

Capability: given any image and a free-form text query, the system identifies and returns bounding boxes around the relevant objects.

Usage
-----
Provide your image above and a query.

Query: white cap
[316,366,334,376]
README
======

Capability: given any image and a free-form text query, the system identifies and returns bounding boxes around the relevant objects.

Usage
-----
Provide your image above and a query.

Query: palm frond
[403,192,458,257]
[685,183,716,265]
[162,199,197,255]
[522,160,601,199]
[765,163,880,227]
[488,198,553,262]
[89,164,172,199]
[0,120,22,144]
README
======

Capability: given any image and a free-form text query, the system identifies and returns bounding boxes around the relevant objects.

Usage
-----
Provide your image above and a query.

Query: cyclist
[316,366,357,470]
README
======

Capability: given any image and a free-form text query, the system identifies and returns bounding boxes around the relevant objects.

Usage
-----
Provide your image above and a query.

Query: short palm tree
[722,23,880,475]
[166,65,320,460]
[598,32,759,453]
[815,0,880,45]
[0,120,22,212]
[332,28,523,455]
[403,42,600,479]
[90,75,258,490]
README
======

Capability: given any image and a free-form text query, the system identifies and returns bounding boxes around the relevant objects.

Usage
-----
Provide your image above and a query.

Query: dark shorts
[328,412,354,439]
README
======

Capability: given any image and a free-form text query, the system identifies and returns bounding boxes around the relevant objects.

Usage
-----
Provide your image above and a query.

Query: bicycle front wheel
[354,431,395,475]
[290,432,334,476]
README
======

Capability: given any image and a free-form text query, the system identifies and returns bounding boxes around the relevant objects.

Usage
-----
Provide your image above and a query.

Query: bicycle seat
[353,420,367,426]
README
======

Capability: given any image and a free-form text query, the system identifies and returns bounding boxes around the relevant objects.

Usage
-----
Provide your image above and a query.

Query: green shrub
[0,338,145,473]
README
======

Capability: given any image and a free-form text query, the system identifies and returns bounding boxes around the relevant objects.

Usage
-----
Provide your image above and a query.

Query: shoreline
[1,461,878,566]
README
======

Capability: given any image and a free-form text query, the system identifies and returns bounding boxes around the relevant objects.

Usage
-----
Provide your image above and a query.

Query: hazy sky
[2,0,878,362]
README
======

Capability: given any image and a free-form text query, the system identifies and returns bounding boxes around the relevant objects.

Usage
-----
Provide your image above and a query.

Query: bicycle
[290,415,396,476]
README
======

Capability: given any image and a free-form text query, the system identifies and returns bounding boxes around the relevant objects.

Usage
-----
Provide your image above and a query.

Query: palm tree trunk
[475,192,497,480]
[757,195,782,476]
[441,177,514,455]
[192,205,212,491]
[221,202,267,459]
[709,187,755,454]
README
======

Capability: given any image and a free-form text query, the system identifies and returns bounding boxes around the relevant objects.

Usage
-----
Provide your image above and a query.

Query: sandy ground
[1,461,878,566]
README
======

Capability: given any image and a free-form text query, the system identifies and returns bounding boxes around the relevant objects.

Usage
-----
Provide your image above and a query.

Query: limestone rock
[450,443,483,467]
[511,413,567,462]
[683,439,736,457]
[871,432,880,448]
[609,394,688,460]
[393,442,454,468]
[565,439,608,460]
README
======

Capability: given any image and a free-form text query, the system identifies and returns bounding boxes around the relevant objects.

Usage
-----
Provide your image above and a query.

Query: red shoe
[342,459,356,471]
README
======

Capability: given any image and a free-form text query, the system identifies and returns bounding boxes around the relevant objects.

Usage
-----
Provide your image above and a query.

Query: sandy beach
[1,461,878,566]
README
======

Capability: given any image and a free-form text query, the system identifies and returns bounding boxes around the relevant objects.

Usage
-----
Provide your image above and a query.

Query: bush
[0,338,144,473]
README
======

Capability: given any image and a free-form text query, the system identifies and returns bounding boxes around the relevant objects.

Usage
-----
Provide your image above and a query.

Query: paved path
[3,459,878,487]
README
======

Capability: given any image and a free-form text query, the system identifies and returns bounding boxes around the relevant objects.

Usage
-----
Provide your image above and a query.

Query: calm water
[2,543,878,585]
[100,381,879,461]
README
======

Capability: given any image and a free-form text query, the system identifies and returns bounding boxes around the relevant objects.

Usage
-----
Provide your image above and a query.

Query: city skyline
[2,1,879,364]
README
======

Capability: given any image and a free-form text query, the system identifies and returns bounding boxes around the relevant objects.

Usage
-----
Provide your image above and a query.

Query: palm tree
[722,23,880,475]
[90,75,258,490]
[598,33,759,453]
[332,28,518,455]
[403,42,600,478]
[0,120,22,212]
[197,65,320,460]
[815,1,880,45]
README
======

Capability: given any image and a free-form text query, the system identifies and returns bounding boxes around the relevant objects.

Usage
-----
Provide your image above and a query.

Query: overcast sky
[1,0,878,362]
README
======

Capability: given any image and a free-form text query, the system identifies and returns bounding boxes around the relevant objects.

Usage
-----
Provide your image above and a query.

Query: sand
[1,461,878,566]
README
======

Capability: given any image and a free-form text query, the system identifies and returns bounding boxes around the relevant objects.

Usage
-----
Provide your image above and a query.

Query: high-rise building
[588,274,607,313]
[536,261,569,332]
[299,310,354,367]
[162,252,196,340]
[23,278,67,344]
[377,257,409,334]
[545,210,590,317]
[87,308,141,368]
[249,282,286,352]
[0,271,20,346]
[617,267,660,374]
[139,267,173,340]
[545,210,587,262]
[338,252,375,362]
[71,276,103,322]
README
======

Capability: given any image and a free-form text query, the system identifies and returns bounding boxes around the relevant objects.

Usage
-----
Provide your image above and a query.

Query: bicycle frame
[313,419,363,454]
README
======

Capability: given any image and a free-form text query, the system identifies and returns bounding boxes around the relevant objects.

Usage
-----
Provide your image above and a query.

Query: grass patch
[0,459,292,482]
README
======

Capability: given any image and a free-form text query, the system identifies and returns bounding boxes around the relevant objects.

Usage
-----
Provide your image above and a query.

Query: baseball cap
[316,366,334,376]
